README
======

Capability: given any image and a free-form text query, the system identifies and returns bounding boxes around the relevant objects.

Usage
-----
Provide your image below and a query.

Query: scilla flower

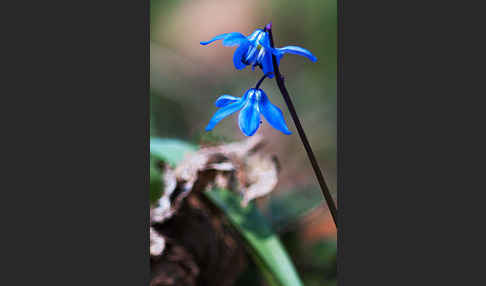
[200,28,317,77]
[206,88,292,136]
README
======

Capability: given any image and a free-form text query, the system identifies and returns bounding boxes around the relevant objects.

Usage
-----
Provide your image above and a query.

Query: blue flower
[205,88,292,136]
[200,29,317,78]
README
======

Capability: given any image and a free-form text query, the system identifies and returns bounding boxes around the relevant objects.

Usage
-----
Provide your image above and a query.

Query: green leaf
[150,153,164,204]
[150,138,197,166]
[149,138,304,286]
[206,188,304,286]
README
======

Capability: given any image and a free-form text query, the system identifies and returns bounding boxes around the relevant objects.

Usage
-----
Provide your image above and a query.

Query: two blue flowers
[201,27,317,136]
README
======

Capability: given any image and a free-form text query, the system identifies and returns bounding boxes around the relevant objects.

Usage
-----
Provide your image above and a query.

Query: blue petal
[222,33,247,46]
[201,32,248,47]
[261,51,275,78]
[215,95,239,107]
[205,100,244,131]
[259,31,272,49]
[247,29,264,42]
[233,41,250,70]
[238,90,261,136]
[273,46,317,62]
[200,33,229,45]
[257,90,292,135]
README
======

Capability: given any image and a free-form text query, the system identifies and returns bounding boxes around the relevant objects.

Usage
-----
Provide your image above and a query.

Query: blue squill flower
[200,28,317,78]
[205,88,292,136]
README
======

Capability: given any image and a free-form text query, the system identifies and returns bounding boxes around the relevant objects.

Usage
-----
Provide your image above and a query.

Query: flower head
[205,88,292,136]
[200,28,317,78]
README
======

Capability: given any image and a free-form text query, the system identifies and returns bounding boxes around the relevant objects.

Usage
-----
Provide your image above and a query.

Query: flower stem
[255,72,273,89]
[267,25,338,228]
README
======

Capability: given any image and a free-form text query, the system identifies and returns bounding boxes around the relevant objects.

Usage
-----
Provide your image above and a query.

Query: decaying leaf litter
[150,135,282,286]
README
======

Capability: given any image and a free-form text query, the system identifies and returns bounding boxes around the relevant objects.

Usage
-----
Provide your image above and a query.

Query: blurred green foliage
[149,153,164,204]
[264,186,323,231]
[281,231,337,286]
[150,138,196,166]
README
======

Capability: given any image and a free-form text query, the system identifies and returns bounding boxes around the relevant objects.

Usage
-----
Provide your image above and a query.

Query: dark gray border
[338,0,483,285]
[3,0,151,284]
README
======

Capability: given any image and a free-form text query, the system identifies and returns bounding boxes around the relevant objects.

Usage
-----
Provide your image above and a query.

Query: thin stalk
[255,72,273,89]
[265,23,338,228]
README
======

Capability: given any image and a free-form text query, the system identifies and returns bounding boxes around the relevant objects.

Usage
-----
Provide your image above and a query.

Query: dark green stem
[255,72,273,89]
